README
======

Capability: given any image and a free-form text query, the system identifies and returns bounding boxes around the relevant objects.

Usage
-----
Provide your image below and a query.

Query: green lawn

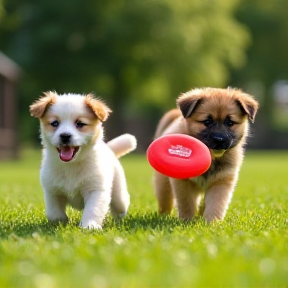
[0,149,288,288]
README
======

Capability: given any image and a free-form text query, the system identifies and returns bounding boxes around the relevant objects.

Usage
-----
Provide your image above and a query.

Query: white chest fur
[40,141,115,198]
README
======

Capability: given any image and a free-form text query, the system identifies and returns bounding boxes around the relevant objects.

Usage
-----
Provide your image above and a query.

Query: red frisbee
[147,134,211,179]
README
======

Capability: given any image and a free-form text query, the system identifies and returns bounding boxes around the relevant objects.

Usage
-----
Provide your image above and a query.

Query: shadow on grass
[0,211,207,239]
[0,213,84,239]
[0,221,66,239]
[106,211,207,233]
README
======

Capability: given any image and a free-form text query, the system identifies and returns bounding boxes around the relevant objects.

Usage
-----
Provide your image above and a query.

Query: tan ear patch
[85,94,112,122]
[29,91,58,118]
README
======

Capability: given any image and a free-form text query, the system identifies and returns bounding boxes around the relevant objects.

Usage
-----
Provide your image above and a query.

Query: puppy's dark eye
[224,117,235,127]
[51,120,60,128]
[76,121,86,128]
[201,117,213,127]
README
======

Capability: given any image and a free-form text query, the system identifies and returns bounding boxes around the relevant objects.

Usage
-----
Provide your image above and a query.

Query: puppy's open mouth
[57,146,80,162]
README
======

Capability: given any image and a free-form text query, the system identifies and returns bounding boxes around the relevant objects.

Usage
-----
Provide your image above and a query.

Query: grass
[0,149,288,288]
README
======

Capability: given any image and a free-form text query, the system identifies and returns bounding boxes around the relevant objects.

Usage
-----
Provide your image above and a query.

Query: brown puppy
[153,87,259,222]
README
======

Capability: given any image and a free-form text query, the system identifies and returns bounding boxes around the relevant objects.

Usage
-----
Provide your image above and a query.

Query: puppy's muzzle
[212,133,228,149]
[211,133,231,150]
[60,133,72,145]
[207,133,232,159]
[57,133,80,162]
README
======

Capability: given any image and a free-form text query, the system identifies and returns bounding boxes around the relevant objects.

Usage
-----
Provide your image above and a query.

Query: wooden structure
[0,52,21,159]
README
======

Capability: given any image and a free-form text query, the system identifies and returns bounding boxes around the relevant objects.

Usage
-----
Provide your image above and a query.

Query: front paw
[80,220,102,230]
[203,212,223,223]
[110,209,127,220]
[46,212,68,224]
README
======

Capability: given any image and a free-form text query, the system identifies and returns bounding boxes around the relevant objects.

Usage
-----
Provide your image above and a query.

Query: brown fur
[29,91,58,118]
[84,93,112,122]
[153,87,259,222]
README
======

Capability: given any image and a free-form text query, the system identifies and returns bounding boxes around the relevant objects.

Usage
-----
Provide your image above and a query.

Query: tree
[230,0,288,123]
[0,0,249,143]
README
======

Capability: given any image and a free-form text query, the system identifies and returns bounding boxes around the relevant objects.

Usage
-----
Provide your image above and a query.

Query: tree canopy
[1,0,248,114]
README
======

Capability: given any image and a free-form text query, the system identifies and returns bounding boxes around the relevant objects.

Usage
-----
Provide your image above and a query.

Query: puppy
[153,87,259,222]
[30,91,137,229]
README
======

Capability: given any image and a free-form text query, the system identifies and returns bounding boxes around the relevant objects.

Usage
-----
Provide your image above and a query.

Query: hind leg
[154,172,174,214]
[110,162,130,219]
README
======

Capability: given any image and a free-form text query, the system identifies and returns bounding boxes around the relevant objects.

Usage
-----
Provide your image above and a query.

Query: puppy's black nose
[60,133,71,144]
[213,133,226,143]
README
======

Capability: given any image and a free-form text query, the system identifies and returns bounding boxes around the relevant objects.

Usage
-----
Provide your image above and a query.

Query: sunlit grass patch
[0,150,287,287]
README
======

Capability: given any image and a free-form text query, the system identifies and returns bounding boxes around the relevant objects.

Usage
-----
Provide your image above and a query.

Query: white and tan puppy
[30,91,137,229]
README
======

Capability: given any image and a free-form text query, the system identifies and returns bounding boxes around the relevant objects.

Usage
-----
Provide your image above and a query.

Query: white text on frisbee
[168,145,192,158]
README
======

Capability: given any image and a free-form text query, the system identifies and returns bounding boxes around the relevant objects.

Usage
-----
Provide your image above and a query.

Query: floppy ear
[176,90,202,118]
[29,91,57,118]
[85,94,112,122]
[235,92,259,123]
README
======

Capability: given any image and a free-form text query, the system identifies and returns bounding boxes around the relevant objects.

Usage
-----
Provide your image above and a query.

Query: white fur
[107,134,137,158]
[36,94,136,229]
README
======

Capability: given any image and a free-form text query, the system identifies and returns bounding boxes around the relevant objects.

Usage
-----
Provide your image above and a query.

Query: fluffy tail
[107,134,137,158]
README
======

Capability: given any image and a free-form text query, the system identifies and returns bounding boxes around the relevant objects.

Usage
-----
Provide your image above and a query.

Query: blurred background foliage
[0,0,288,150]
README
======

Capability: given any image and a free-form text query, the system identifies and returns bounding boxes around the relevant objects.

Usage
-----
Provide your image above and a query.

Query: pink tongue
[59,147,75,162]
